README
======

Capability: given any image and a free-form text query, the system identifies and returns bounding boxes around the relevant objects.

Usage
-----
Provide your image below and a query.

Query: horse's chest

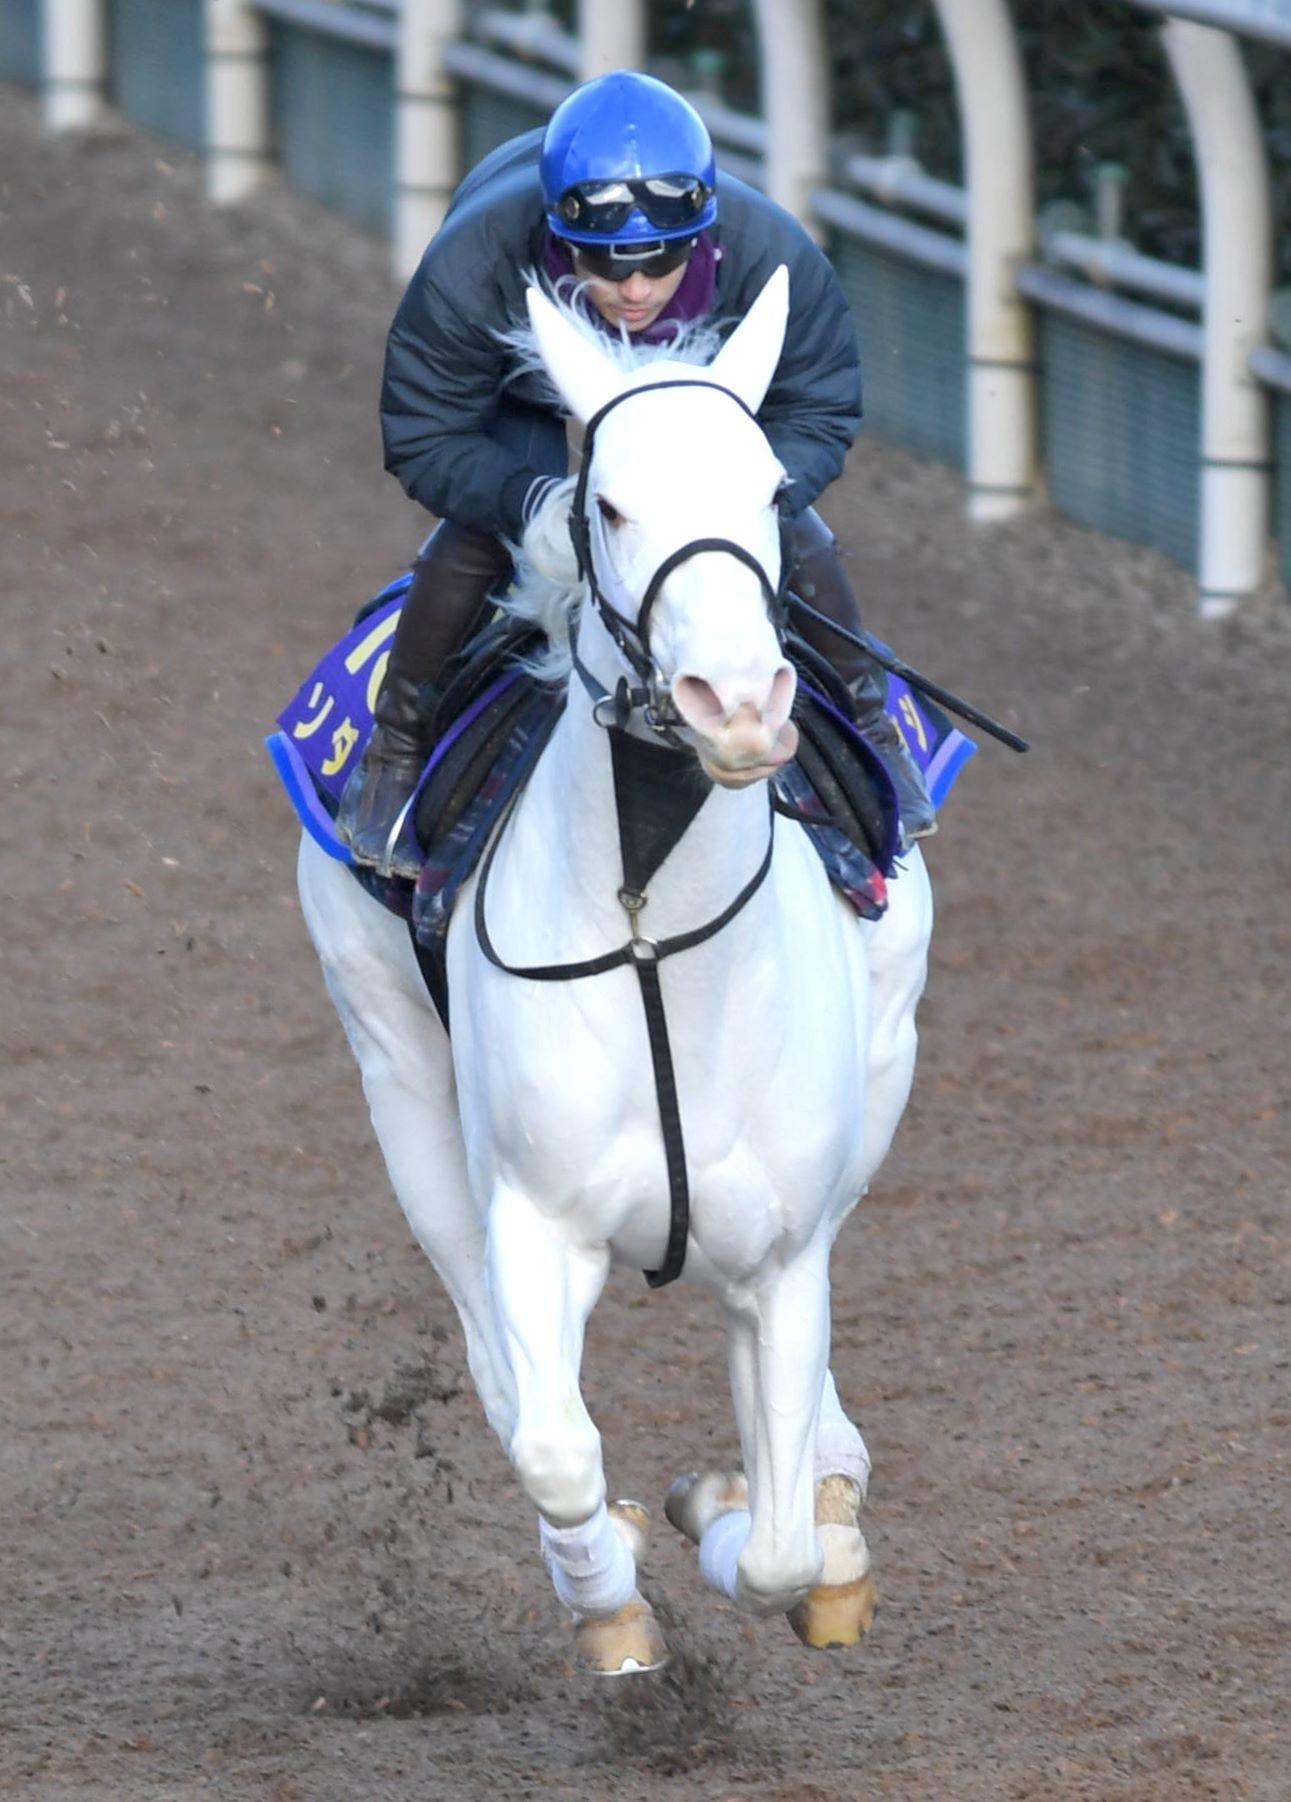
[449,897,868,1255]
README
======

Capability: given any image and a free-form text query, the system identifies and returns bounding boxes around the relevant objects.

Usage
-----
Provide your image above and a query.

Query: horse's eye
[596,495,624,527]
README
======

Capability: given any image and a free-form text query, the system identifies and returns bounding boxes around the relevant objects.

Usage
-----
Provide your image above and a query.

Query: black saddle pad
[791,688,898,872]
[413,671,550,853]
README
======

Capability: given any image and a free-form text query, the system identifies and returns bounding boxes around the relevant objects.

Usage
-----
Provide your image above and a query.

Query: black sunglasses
[570,238,696,283]
[555,173,712,236]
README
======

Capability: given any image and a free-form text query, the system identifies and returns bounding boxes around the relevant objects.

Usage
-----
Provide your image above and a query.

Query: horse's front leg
[486,1186,667,1674]
[669,1247,874,1645]
[739,1242,841,1612]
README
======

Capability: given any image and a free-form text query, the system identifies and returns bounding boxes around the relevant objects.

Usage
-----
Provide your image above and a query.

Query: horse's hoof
[607,1498,651,1559]
[572,1591,669,1676]
[786,1508,875,1651]
[787,1570,877,1649]
[663,1469,748,1544]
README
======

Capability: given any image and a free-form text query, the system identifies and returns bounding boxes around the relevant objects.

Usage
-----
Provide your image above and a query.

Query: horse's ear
[708,264,790,415]
[525,286,619,425]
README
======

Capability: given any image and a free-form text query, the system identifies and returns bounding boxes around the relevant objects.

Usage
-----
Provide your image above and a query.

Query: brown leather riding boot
[335,522,513,878]
[787,509,936,850]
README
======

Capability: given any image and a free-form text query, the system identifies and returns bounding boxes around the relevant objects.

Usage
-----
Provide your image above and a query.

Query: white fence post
[932,0,1037,522]
[577,0,645,78]
[752,0,828,233]
[204,0,271,205]
[42,0,106,131]
[395,0,464,281]
[1160,19,1272,617]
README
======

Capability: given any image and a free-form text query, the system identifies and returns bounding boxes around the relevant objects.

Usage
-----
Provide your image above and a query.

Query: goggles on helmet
[569,237,696,284]
[555,174,713,238]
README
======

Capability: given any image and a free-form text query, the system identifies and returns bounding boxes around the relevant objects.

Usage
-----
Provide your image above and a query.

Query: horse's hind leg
[817,1367,871,1496]
[785,1366,876,1648]
[487,1186,666,1674]
[296,837,515,1442]
[860,845,933,1184]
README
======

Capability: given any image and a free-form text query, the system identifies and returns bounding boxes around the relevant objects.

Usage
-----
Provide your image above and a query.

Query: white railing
[1128,0,1291,45]
[27,0,1291,611]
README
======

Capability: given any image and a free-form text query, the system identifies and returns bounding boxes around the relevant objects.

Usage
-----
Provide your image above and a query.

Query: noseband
[566,378,792,737]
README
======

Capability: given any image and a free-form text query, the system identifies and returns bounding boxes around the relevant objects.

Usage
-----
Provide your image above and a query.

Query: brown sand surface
[2,92,1288,1800]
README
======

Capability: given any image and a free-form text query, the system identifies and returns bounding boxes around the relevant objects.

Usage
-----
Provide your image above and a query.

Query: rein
[474,377,786,1287]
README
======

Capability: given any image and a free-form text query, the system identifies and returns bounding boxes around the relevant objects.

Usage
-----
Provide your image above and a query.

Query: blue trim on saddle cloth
[858,642,978,813]
[265,730,355,864]
[272,584,977,823]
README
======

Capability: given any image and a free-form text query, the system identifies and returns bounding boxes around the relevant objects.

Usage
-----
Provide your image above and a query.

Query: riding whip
[786,594,1030,753]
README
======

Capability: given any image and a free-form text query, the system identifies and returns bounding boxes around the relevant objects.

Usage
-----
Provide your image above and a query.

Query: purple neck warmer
[540,232,720,346]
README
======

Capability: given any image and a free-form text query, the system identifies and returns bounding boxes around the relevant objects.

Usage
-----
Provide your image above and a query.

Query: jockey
[337,70,936,877]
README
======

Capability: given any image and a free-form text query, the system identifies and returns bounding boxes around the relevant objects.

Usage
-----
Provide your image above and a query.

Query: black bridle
[475,377,790,1288]
[566,376,1030,755]
[566,378,792,739]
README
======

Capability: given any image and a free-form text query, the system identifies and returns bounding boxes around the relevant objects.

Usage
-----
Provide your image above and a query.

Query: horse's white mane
[497,283,726,680]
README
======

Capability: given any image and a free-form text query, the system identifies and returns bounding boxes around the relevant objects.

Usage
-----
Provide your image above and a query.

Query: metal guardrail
[0,0,40,86]
[254,0,397,52]
[1042,231,1205,313]
[686,94,766,157]
[812,187,967,279]
[442,41,571,113]
[1015,264,1204,361]
[840,153,967,231]
[1127,0,1291,47]
[471,5,580,76]
[1248,346,1291,393]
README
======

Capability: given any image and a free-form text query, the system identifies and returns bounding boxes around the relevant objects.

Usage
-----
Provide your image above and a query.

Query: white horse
[298,267,933,1673]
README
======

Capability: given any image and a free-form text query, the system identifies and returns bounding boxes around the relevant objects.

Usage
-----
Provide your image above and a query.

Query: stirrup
[335,733,427,879]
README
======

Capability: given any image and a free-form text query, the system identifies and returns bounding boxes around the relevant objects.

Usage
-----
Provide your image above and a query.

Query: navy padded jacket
[380,130,863,540]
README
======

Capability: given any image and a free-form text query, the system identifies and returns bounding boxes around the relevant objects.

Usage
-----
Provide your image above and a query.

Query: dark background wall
[640,0,1291,282]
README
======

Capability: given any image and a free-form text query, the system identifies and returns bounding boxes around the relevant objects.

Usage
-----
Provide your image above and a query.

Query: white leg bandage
[539,1502,636,1618]
[698,1507,751,1601]
[816,1370,872,1496]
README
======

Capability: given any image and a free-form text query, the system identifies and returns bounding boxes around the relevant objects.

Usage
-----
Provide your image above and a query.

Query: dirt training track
[3,94,1289,1801]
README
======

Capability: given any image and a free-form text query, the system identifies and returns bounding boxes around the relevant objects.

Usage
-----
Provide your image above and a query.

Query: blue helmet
[541,71,717,249]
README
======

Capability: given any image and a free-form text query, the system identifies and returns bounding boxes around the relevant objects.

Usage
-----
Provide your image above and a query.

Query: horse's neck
[528,612,771,945]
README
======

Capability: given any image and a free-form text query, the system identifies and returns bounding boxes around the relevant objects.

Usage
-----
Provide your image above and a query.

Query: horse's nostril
[767,664,796,730]
[673,675,727,732]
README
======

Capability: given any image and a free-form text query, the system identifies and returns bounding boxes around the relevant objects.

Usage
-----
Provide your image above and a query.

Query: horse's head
[525,268,799,788]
